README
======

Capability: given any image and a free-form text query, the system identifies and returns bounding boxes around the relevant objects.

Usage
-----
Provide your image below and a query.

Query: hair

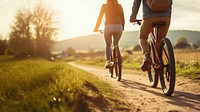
[106,0,119,4]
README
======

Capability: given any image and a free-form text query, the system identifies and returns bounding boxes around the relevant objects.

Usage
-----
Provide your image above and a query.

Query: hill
[52,30,200,52]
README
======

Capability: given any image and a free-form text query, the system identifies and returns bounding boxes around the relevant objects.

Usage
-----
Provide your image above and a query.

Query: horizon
[54,30,200,42]
[0,0,200,41]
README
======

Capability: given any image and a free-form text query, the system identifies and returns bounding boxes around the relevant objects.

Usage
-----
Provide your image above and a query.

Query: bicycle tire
[113,47,122,81]
[115,58,122,81]
[109,48,114,77]
[109,67,114,77]
[159,38,176,96]
[148,42,159,87]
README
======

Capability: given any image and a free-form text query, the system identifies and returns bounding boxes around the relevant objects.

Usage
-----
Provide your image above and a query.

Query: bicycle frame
[150,27,162,69]
[151,27,171,69]
[96,30,122,81]
[135,20,168,69]
[134,20,176,96]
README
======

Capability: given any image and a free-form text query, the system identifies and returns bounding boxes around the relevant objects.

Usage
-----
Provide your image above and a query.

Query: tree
[66,47,76,56]
[0,35,7,55]
[174,37,190,49]
[32,4,58,58]
[9,9,34,58]
[8,4,58,59]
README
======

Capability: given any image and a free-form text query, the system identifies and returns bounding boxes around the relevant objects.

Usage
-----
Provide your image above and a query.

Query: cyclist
[94,0,125,68]
[129,0,172,71]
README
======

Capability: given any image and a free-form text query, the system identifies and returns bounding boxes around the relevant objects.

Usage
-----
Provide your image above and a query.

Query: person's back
[130,0,172,71]
[103,4,124,25]
[94,2,125,31]
[130,0,172,21]
[143,0,171,19]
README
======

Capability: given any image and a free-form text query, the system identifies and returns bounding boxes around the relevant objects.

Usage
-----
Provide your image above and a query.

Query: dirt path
[69,62,200,112]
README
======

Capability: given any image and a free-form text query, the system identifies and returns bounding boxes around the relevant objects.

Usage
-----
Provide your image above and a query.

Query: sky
[0,0,200,41]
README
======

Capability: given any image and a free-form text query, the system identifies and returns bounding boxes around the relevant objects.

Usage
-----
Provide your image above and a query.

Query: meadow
[0,49,199,111]
[174,50,200,79]
[0,56,128,112]
[76,50,200,80]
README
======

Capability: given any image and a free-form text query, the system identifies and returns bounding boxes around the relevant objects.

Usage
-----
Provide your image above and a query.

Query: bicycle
[97,30,122,81]
[135,20,176,96]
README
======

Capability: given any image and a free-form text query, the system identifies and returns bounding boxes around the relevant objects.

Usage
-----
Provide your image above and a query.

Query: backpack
[147,0,172,12]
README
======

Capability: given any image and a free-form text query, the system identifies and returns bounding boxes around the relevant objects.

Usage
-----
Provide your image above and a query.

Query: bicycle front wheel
[159,38,176,96]
[148,42,159,88]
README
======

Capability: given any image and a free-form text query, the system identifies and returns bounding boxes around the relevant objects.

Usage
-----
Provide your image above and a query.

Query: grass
[174,50,200,79]
[76,50,200,80]
[0,56,130,112]
[76,52,142,70]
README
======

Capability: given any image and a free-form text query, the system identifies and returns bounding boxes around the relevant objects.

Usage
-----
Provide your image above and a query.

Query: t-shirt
[101,4,125,25]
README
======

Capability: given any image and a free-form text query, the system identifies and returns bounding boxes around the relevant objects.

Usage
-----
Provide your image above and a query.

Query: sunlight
[46,0,139,40]
[46,0,105,40]
[45,0,200,40]
[0,0,199,40]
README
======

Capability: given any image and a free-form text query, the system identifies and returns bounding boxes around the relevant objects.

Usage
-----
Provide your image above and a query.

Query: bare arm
[130,0,142,22]
[119,5,125,30]
[94,5,105,31]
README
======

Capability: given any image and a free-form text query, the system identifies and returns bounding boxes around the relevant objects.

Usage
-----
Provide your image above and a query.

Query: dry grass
[175,50,200,62]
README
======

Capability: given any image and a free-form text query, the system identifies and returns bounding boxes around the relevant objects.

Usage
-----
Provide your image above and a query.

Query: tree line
[133,36,200,51]
[0,4,58,59]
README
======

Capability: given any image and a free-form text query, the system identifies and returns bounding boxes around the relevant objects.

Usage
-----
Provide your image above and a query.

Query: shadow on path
[120,79,200,111]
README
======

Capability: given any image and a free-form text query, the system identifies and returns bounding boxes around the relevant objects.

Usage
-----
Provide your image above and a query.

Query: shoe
[105,61,114,68]
[141,54,151,72]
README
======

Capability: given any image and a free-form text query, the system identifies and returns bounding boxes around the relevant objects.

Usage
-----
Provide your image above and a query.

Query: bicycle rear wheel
[115,60,122,81]
[159,38,176,96]
[148,42,159,87]
[113,47,122,81]
[109,67,114,77]
[109,48,114,77]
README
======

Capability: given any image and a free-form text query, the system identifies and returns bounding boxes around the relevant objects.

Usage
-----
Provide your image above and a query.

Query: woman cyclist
[94,0,125,68]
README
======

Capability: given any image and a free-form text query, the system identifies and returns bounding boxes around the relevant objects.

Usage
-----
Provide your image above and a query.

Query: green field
[0,56,129,112]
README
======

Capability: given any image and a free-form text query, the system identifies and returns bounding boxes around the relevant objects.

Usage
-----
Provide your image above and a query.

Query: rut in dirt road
[69,62,200,112]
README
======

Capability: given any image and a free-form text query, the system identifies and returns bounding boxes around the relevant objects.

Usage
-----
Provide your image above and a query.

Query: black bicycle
[98,30,122,81]
[135,20,176,96]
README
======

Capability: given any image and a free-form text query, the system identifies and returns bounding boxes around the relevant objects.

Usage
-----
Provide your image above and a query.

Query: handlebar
[133,19,142,25]
[96,30,104,34]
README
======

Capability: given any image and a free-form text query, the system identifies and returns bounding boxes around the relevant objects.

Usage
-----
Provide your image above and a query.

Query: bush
[5,48,15,55]
[132,44,141,51]
[15,51,30,58]
[174,42,190,49]
[66,47,76,56]
[174,37,191,49]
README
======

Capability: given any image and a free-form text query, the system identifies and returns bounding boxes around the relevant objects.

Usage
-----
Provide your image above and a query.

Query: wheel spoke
[148,42,159,87]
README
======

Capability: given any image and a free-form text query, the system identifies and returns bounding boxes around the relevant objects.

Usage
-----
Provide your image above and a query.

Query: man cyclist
[130,0,172,71]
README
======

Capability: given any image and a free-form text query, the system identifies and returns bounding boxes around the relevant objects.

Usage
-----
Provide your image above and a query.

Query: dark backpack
[147,0,172,12]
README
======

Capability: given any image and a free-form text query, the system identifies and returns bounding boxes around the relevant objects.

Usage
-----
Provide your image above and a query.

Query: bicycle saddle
[152,21,166,28]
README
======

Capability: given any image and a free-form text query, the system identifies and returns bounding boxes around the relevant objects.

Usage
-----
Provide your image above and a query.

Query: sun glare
[45,0,106,40]
[0,0,199,40]
[46,0,137,41]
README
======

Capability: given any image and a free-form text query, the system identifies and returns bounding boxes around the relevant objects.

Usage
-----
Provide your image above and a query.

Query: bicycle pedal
[152,63,160,69]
